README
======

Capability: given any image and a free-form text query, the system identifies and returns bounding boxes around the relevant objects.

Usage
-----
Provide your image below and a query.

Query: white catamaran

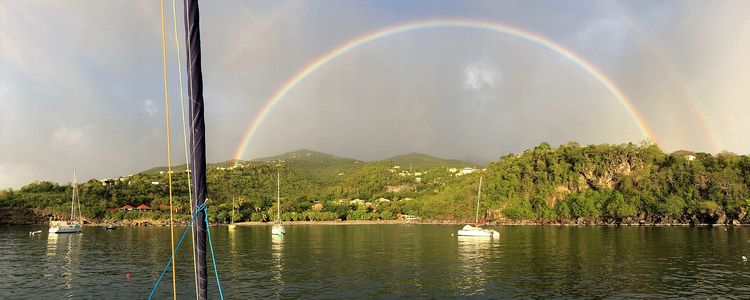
[49,172,82,234]
[271,171,285,237]
[457,176,499,238]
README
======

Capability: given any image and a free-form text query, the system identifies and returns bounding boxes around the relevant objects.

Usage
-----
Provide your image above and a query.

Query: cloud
[143,99,158,117]
[463,63,499,91]
[51,125,91,145]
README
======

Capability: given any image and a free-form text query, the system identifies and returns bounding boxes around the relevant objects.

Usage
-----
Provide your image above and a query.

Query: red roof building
[120,204,134,211]
[136,204,152,210]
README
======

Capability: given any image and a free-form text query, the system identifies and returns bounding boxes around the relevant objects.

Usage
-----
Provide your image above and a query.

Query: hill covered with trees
[2,143,749,225]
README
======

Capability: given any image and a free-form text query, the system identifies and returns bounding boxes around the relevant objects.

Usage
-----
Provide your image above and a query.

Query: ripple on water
[2,225,750,298]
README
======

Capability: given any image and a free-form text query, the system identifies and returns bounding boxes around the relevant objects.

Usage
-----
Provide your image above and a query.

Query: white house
[460,167,476,175]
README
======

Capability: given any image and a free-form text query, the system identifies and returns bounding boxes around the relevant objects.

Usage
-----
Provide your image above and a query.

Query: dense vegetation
[2,144,750,225]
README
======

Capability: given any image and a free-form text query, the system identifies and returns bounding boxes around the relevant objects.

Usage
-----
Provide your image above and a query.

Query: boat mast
[71,170,78,221]
[475,176,482,225]
[277,170,280,221]
[71,172,75,221]
[184,0,208,298]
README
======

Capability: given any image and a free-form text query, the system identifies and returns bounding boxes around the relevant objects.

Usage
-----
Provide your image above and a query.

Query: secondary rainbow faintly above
[232,19,658,160]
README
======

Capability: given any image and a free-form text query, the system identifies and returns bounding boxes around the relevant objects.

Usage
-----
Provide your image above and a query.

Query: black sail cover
[184,0,208,298]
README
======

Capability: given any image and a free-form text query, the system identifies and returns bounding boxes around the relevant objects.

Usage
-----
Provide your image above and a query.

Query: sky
[1,0,749,188]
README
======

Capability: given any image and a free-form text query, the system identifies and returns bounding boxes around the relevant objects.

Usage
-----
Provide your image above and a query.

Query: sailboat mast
[475,176,482,225]
[277,170,280,221]
[71,170,77,221]
[184,0,208,298]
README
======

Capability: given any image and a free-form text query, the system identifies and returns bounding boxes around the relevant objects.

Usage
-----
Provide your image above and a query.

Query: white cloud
[463,64,499,91]
[144,99,158,117]
[51,125,91,145]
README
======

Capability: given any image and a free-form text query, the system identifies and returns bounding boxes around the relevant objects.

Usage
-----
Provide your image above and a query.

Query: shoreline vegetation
[9,217,749,227]
[4,143,750,227]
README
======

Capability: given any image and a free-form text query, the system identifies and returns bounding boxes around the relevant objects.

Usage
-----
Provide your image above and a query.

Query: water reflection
[5,226,750,298]
[455,236,494,295]
[271,235,284,296]
[45,233,82,293]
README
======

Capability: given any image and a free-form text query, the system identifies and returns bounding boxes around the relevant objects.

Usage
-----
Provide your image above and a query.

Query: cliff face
[0,208,48,225]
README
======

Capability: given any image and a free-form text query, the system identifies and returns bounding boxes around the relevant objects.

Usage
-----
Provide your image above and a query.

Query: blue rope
[205,211,224,300]
[147,203,224,300]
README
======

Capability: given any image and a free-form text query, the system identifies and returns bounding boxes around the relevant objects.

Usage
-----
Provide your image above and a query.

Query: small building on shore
[136,204,152,211]
[120,204,134,211]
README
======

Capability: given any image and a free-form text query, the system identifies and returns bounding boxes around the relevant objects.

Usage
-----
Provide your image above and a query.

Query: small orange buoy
[126,273,132,280]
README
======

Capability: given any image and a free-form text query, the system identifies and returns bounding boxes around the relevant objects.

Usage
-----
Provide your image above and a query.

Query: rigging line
[204,211,225,300]
[148,204,224,299]
[170,0,199,297]
[148,204,206,300]
[159,0,178,298]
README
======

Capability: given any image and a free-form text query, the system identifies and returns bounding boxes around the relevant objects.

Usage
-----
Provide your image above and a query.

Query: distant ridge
[383,152,475,170]
[459,155,490,167]
[140,149,476,175]
[252,149,360,164]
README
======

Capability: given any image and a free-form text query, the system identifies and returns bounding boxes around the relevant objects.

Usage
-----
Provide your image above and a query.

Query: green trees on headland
[2,144,750,225]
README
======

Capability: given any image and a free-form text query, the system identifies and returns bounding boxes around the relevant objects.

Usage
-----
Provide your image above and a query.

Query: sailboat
[228,196,237,230]
[49,171,82,234]
[271,171,285,237]
[457,176,499,238]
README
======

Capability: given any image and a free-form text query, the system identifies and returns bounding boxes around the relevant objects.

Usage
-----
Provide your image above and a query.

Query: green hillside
[4,143,750,225]
[383,152,476,170]
[252,149,363,185]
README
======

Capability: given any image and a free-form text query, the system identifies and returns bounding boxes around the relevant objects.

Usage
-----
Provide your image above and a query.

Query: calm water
[2,225,750,299]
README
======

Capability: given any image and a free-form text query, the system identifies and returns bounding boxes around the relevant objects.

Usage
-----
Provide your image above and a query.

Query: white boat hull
[457,225,499,238]
[49,221,81,234]
[271,225,285,236]
[457,229,498,237]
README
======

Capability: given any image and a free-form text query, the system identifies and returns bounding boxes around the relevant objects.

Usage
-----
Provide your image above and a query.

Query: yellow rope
[159,0,178,299]
[170,0,200,297]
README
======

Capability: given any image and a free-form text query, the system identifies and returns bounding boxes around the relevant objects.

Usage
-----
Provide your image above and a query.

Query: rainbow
[233,19,657,160]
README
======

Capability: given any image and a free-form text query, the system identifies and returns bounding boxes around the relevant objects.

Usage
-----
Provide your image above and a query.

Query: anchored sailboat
[457,176,499,238]
[272,170,285,237]
[228,196,237,230]
[49,171,82,234]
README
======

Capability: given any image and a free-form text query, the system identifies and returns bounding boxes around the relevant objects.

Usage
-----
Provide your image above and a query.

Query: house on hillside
[460,167,476,175]
[685,155,697,161]
[136,204,152,211]
[120,204,134,211]
[99,178,115,186]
